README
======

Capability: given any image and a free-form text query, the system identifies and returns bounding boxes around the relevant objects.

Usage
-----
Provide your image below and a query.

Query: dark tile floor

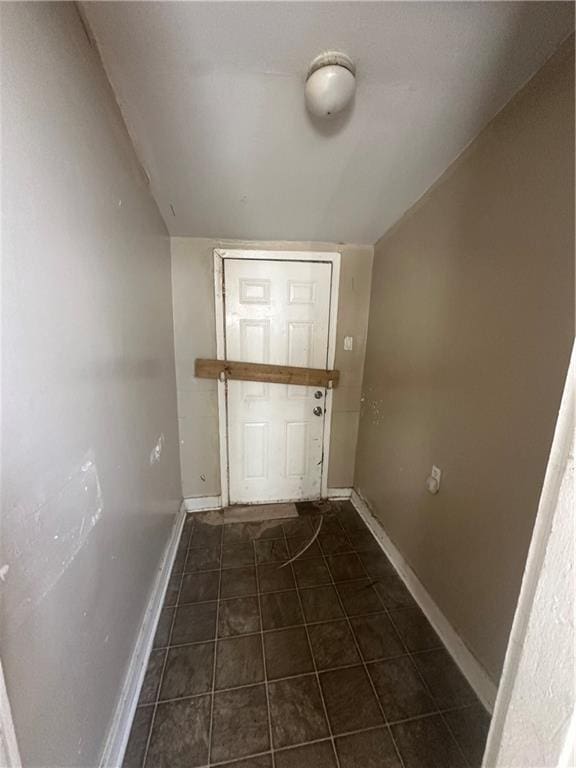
[124,501,490,768]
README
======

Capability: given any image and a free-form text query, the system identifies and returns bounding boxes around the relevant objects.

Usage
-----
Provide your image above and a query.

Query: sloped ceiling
[84,2,573,244]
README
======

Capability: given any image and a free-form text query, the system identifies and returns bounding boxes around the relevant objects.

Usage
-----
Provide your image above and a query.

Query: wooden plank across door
[195,358,340,388]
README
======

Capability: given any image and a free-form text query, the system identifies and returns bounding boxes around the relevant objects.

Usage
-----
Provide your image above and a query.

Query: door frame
[0,656,21,767]
[213,248,341,507]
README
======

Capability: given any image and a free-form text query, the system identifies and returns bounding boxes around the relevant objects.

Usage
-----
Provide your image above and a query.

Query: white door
[224,258,333,504]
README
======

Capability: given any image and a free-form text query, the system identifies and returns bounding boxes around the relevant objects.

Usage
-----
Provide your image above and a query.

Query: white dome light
[305,52,356,120]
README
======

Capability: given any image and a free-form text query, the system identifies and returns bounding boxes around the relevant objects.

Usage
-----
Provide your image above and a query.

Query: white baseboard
[327,488,352,500]
[184,495,222,512]
[99,504,186,768]
[350,489,497,713]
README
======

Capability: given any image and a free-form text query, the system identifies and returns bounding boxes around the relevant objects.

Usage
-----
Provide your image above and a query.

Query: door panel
[285,421,309,477]
[225,258,332,504]
[243,422,268,479]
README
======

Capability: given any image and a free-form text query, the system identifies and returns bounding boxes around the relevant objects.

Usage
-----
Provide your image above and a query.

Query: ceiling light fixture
[305,51,356,119]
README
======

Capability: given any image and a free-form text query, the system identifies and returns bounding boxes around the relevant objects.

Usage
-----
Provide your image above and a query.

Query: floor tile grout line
[206,711,442,768]
[351,521,474,768]
[386,608,445,654]
[152,652,454,702]
[268,723,389,752]
[206,522,224,766]
[392,638,474,766]
[156,605,404,648]
[163,695,475,768]
[318,507,408,768]
[209,747,271,767]
[141,530,188,768]
[436,709,474,768]
[350,535,430,768]
[282,524,342,768]
[174,549,407,578]
[405,645,474,768]
[253,540,276,768]
[176,538,429,588]
[405,648,472,768]
[173,572,406,609]
[351,517,473,768]
[180,523,377,562]
[137,675,474,723]
[382,705,483,728]
[208,723,391,767]
[207,718,388,768]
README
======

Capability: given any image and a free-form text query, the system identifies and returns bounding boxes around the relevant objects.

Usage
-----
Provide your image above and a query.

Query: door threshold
[223,501,299,523]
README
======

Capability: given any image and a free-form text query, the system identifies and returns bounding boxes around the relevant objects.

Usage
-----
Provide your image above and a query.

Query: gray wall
[171,238,373,498]
[354,38,574,683]
[1,4,181,765]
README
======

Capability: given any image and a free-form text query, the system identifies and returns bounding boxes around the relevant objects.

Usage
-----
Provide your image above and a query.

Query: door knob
[314,390,323,399]
[313,406,323,416]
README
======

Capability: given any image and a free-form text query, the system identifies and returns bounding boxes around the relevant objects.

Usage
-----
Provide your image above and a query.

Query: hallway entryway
[2,3,573,766]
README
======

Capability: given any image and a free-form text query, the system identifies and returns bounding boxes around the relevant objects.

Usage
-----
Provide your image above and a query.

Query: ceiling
[84,2,574,245]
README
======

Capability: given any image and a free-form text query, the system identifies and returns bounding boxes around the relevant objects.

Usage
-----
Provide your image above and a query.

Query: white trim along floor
[350,490,497,712]
[100,506,187,768]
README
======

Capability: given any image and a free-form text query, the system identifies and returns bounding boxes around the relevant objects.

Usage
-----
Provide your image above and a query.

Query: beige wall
[1,5,181,765]
[354,38,574,684]
[172,238,373,498]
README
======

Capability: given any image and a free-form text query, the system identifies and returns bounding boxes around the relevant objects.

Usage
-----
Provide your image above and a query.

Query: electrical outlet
[344,336,353,351]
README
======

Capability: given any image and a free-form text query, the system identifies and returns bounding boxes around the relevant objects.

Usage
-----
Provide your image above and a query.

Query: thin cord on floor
[277,515,324,568]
